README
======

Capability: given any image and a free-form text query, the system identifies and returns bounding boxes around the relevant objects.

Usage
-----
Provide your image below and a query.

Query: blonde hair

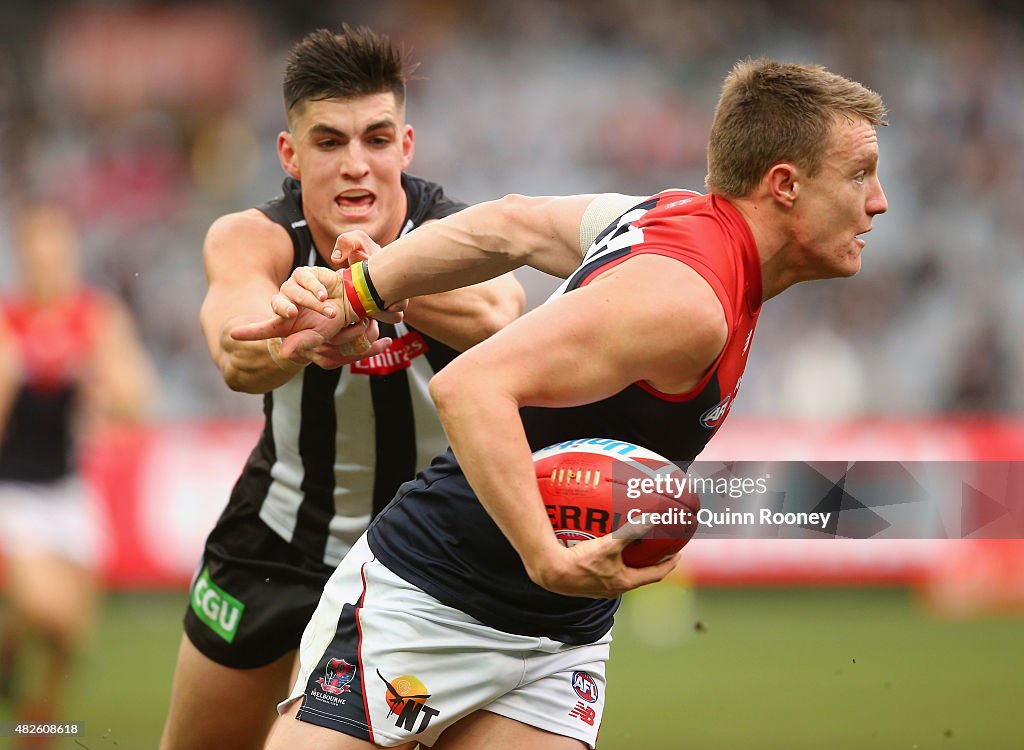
[706,59,887,199]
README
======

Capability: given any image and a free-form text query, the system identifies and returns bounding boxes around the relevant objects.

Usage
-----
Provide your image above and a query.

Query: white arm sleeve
[579,193,648,252]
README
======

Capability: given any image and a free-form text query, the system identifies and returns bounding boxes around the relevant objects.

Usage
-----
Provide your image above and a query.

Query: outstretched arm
[350,192,647,303]
[200,210,391,393]
[350,193,600,300]
[364,215,526,351]
[231,192,644,353]
[401,273,524,351]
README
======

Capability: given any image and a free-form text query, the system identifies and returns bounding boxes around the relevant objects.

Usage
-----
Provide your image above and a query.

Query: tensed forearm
[216,325,303,393]
[364,193,587,308]
[429,368,563,577]
[368,203,527,308]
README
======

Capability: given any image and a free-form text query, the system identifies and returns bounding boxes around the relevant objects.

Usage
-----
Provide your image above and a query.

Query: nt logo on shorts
[191,567,245,643]
[377,670,441,734]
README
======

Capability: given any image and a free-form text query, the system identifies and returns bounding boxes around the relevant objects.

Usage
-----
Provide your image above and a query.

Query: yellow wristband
[267,337,308,374]
[350,261,383,317]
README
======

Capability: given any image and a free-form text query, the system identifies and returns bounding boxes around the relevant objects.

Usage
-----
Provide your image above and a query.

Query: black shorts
[183,501,337,669]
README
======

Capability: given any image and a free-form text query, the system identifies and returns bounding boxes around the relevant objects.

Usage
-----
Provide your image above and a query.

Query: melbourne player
[238,58,888,749]
[0,202,155,743]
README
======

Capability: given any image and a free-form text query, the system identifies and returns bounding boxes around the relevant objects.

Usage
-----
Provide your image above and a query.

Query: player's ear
[277,131,301,179]
[766,163,798,207]
[401,124,414,170]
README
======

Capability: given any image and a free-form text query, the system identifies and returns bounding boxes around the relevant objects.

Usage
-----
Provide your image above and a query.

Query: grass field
[2,586,1021,749]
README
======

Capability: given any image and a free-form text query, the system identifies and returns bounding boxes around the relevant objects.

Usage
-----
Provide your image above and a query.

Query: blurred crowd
[1,0,1021,419]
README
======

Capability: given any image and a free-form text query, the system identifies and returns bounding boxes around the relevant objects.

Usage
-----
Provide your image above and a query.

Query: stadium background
[1,0,1023,747]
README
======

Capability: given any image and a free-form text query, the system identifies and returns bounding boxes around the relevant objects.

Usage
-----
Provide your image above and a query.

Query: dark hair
[706,58,887,199]
[283,25,418,120]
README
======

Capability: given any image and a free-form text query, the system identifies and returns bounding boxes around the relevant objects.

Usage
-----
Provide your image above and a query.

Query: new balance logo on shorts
[190,567,245,642]
[569,702,597,726]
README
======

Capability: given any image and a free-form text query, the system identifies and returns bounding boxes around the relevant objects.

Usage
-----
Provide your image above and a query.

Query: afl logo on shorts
[700,394,731,430]
[572,671,599,703]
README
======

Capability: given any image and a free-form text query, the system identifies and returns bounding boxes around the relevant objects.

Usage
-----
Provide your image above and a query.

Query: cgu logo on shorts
[377,669,441,734]
[350,331,428,376]
[190,567,245,643]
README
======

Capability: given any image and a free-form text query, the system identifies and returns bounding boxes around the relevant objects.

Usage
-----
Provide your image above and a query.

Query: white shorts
[283,534,611,748]
[0,477,106,569]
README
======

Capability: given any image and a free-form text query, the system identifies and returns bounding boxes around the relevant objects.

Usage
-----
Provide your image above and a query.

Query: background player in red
[0,201,155,747]
[237,58,888,749]
[158,26,524,750]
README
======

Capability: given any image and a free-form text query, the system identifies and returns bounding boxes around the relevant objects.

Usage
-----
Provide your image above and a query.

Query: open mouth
[336,191,375,215]
[855,226,872,249]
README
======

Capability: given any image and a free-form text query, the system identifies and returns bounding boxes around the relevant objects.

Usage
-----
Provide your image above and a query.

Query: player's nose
[340,144,371,180]
[867,175,888,216]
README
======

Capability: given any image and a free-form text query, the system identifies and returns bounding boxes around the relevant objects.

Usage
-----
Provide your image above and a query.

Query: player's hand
[279,266,411,327]
[306,319,393,369]
[331,230,410,317]
[274,265,403,324]
[230,265,404,349]
[231,298,360,359]
[228,266,354,348]
[269,318,392,370]
[276,265,353,323]
[526,535,681,600]
[330,229,380,269]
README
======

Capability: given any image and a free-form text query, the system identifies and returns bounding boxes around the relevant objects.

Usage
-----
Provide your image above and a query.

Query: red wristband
[341,268,370,319]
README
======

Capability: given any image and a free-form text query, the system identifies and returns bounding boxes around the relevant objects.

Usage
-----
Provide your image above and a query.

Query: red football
[533,438,700,568]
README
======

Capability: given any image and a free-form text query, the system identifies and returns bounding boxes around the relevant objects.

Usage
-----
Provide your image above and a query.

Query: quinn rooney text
[626,507,833,530]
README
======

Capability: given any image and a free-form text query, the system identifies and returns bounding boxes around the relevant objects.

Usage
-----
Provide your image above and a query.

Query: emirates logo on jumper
[350,330,428,375]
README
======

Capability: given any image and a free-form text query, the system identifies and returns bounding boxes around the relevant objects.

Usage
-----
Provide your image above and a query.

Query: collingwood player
[158,26,523,750]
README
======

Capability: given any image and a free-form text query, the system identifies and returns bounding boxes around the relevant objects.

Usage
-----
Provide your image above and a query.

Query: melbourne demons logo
[316,658,356,695]
[351,330,428,376]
